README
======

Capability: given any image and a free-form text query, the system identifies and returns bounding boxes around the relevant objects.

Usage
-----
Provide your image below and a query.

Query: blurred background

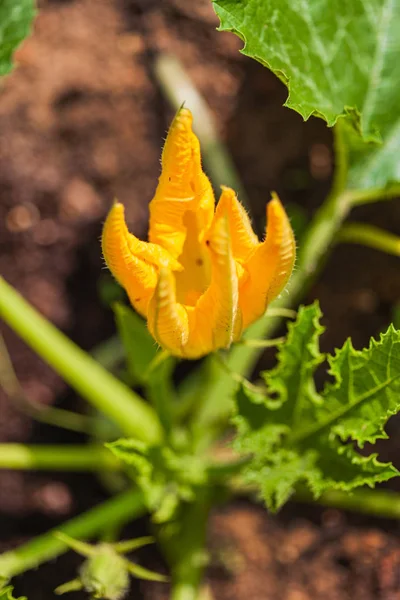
[1,1,400,598]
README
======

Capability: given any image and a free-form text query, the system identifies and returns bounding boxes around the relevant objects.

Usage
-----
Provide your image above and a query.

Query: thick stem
[0,488,145,581]
[0,277,163,444]
[160,489,210,600]
[0,444,119,471]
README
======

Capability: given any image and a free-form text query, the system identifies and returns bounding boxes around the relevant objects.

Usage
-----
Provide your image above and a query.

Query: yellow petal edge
[102,107,296,359]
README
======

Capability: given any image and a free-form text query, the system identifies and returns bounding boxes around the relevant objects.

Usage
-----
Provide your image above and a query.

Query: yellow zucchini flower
[102,108,295,359]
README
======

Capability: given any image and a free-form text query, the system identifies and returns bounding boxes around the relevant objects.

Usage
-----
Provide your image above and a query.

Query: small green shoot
[55,533,166,600]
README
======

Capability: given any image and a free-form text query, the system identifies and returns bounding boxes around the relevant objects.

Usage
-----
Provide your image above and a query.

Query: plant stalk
[0,444,120,471]
[337,222,400,256]
[294,486,400,519]
[0,488,145,582]
[0,277,163,444]
[229,475,400,521]
[160,489,210,600]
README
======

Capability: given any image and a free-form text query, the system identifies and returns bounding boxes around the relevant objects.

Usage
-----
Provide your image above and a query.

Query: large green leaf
[343,119,400,190]
[213,0,400,190]
[0,0,36,77]
[213,0,399,140]
[233,303,400,511]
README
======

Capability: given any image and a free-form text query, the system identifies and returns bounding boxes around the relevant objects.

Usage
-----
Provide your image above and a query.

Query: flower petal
[215,186,258,262]
[147,212,241,359]
[102,202,181,317]
[147,268,190,355]
[185,211,241,358]
[148,108,214,258]
[239,193,296,329]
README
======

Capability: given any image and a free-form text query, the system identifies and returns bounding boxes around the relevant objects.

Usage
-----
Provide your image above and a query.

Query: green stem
[337,222,400,256]
[0,332,94,434]
[0,444,119,471]
[0,277,163,444]
[295,486,400,520]
[349,184,400,206]
[230,476,400,521]
[160,489,210,600]
[0,488,145,581]
[237,336,285,348]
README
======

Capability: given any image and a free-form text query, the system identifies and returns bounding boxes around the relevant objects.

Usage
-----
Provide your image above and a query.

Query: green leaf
[0,0,36,77]
[114,303,177,430]
[233,303,400,512]
[107,439,207,523]
[213,0,400,190]
[0,587,26,600]
[213,0,400,140]
[264,303,325,425]
[343,119,400,190]
[113,303,158,385]
[318,327,400,447]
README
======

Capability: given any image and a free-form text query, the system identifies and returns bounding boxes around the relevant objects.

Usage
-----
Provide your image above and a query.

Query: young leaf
[0,587,26,600]
[0,0,36,76]
[107,439,207,523]
[233,303,400,512]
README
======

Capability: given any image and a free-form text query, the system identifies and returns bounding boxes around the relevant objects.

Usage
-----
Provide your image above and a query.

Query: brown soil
[1,1,400,598]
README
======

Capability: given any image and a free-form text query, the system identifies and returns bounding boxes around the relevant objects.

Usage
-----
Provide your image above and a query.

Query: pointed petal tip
[171,106,193,131]
[268,191,284,211]
[216,185,258,261]
[270,190,280,201]
[104,202,125,226]
[220,184,234,194]
[238,192,295,328]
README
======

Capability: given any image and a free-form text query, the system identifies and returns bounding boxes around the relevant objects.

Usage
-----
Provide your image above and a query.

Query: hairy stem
[0,277,163,444]
[0,444,119,471]
[0,488,145,581]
